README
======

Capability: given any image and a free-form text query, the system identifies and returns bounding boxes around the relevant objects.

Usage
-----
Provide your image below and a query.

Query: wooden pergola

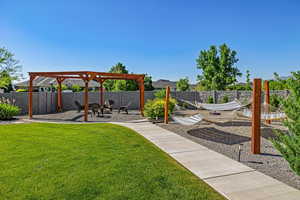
[28,71,145,122]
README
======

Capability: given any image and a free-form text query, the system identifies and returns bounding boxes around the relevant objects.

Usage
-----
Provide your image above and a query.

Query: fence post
[164,86,170,124]
[213,90,217,103]
[251,78,262,154]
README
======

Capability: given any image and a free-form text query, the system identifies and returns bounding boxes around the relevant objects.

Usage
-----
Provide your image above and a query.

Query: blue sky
[1,0,299,83]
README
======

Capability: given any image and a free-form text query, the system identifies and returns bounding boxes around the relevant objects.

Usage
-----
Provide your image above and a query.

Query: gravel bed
[157,110,300,190]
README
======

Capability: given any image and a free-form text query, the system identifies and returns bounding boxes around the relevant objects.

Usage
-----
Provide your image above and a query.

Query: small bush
[144,98,176,120]
[221,95,229,103]
[154,89,166,99]
[0,103,20,120]
[71,84,82,92]
[270,94,283,108]
[16,89,28,92]
[206,96,214,104]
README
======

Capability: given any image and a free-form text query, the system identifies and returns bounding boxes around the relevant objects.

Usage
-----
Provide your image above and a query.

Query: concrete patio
[115,121,300,200]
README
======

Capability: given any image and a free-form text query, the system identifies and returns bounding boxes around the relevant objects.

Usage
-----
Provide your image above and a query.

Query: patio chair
[74,100,103,117]
[118,101,131,114]
[105,99,114,112]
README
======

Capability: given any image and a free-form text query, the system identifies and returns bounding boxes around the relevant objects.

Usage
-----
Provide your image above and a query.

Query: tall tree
[269,72,288,90]
[144,75,154,91]
[176,77,190,91]
[103,63,154,91]
[104,63,138,91]
[196,44,242,90]
[0,47,23,91]
[246,70,251,90]
[272,71,300,176]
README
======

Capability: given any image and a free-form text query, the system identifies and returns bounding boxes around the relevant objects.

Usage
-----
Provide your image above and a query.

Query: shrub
[16,89,28,92]
[270,94,283,108]
[221,95,229,103]
[206,96,214,104]
[71,84,82,92]
[0,103,20,120]
[144,98,176,120]
[55,84,68,91]
[154,89,166,99]
[272,71,300,176]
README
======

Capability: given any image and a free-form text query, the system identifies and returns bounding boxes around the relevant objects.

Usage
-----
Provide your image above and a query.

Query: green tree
[269,72,288,90]
[55,84,68,91]
[0,47,23,92]
[144,75,154,91]
[245,70,251,90]
[71,84,82,92]
[272,71,300,176]
[176,77,190,91]
[196,44,242,90]
[104,62,154,91]
[104,62,138,91]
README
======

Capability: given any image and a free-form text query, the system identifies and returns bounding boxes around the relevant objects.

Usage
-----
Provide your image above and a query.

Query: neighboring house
[152,79,177,91]
[152,79,196,91]
[15,77,99,92]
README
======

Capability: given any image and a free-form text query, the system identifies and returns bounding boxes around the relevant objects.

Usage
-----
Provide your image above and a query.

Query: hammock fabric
[240,109,286,120]
[199,100,243,111]
[172,114,203,126]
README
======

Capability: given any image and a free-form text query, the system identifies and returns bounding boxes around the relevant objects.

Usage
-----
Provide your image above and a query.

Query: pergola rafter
[28,71,145,122]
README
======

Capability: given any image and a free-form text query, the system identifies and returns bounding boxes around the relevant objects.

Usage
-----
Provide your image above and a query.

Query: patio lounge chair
[118,101,131,114]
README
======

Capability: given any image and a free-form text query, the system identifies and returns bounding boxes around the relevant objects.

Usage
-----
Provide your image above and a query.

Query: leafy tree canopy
[196,44,242,90]
[269,72,289,90]
[104,62,154,91]
[0,47,23,91]
[176,77,190,91]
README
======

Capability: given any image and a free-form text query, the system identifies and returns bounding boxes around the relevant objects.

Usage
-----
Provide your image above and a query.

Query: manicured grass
[0,123,225,200]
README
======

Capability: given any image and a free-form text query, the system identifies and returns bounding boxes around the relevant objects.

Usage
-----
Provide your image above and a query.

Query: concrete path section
[115,121,300,200]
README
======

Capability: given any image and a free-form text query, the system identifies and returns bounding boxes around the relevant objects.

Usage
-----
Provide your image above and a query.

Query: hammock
[178,99,202,109]
[239,109,286,120]
[172,114,203,126]
[199,100,244,111]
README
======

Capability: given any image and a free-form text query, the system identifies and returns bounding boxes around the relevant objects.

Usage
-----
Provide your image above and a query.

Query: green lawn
[0,123,225,200]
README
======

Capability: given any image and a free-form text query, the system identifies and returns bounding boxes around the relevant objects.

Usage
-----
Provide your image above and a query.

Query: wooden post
[84,80,89,122]
[139,79,145,116]
[99,80,104,106]
[28,75,34,119]
[251,78,262,154]
[164,86,170,124]
[56,78,63,112]
[264,80,271,124]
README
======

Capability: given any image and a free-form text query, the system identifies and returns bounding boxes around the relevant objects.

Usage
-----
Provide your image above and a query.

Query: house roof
[15,77,99,88]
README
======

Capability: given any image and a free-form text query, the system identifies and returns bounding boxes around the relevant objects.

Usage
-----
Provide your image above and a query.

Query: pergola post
[28,75,35,119]
[139,79,145,116]
[264,80,271,124]
[84,79,89,122]
[99,79,104,106]
[252,78,262,154]
[164,86,170,124]
[56,78,63,112]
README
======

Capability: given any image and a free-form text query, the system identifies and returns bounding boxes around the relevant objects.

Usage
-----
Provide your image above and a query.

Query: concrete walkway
[115,121,300,200]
